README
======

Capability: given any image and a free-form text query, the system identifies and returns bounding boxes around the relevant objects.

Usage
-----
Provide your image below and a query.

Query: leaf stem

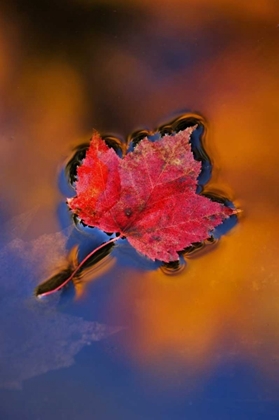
[37,235,121,297]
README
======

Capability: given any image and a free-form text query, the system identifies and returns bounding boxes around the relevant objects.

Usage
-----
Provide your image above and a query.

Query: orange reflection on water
[110,235,240,371]
[0,50,87,231]
[108,206,279,385]
[104,37,279,384]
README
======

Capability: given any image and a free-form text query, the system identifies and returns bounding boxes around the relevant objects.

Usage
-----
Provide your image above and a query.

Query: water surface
[1,1,279,418]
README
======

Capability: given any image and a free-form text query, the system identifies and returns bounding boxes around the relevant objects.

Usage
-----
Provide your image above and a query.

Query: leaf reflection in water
[0,209,123,389]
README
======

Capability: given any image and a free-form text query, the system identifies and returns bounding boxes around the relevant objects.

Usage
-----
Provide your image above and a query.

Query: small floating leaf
[35,239,118,297]
[35,267,76,297]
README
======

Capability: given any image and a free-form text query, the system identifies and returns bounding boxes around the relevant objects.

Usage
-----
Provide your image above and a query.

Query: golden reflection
[108,208,279,384]
[0,52,87,229]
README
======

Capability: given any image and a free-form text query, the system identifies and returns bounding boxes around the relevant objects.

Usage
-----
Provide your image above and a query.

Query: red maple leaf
[68,126,234,263]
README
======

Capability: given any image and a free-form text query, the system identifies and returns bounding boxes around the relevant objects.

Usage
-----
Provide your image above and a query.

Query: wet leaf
[68,127,234,262]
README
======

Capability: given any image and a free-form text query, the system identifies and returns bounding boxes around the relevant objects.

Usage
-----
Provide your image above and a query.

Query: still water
[1,1,279,418]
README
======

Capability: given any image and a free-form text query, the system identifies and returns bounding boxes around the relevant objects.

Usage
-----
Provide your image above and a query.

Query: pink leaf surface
[68,127,234,262]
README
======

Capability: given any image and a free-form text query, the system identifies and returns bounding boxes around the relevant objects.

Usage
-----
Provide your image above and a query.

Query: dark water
[1,1,279,419]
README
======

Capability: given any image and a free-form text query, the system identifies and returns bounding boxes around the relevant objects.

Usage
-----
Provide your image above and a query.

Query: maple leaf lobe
[68,132,121,229]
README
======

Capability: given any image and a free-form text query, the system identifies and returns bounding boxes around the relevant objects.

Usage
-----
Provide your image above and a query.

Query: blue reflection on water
[1,339,278,420]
